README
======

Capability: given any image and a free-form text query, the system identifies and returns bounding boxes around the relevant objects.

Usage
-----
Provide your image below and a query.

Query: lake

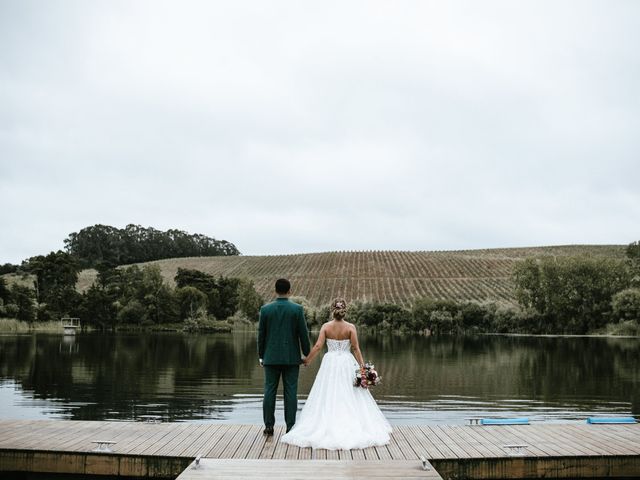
[0,331,638,425]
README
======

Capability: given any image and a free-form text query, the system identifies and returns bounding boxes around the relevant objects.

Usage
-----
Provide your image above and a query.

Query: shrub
[290,296,319,328]
[176,286,208,320]
[489,307,520,333]
[411,298,458,331]
[514,256,632,334]
[0,318,29,333]
[10,284,36,322]
[349,302,384,326]
[605,320,640,336]
[237,279,263,322]
[612,288,640,322]
[429,309,458,335]
[348,302,411,329]
[458,302,490,331]
[117,300,146,325]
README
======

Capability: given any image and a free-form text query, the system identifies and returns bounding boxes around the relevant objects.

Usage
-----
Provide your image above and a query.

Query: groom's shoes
[263,426,274,436]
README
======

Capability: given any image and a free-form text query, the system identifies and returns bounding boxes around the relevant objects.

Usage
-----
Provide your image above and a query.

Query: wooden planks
[176,459,442,480]
[1,419,640,479]
[2,420,640,460]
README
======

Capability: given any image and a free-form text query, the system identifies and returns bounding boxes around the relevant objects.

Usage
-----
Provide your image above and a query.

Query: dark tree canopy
[63,224,240,268]
[0,263,18,275]
[175,268,240,320]
[628,241,640,263]
[23,250,81,318]
[514,256,631,334]
[0,277,11,303]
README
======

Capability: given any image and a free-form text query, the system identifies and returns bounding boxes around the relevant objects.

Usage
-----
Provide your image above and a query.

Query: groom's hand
[259,358,264,368]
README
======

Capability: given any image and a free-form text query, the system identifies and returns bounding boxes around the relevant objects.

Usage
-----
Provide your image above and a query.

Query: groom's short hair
[275,278,291,294]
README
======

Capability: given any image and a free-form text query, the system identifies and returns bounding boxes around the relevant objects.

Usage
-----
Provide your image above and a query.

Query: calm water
[0,331,638,425]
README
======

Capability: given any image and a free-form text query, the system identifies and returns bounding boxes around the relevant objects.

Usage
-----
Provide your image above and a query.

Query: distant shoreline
[2,319,637,339]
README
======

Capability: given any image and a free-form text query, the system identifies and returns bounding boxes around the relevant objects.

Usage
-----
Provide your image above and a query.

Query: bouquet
[354,362,381,389]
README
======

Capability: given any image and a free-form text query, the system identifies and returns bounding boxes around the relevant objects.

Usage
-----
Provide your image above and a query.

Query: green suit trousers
[263,364,300,432]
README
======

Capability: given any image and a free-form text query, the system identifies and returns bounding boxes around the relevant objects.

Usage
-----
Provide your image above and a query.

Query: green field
[73,244,626,307]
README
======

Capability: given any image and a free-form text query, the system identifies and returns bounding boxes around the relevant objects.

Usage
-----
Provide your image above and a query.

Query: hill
[75,245,626,307]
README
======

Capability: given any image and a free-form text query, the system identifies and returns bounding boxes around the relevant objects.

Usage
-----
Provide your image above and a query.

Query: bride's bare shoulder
[320,321,335,333]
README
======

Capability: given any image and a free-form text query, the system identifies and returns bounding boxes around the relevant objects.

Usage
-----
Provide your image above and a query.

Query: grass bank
[115,319,234,333]
[0,317,250,335]
[0,318,64,334]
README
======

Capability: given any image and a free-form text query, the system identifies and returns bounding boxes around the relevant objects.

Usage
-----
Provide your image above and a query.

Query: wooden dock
[0,419,639,479]
[177,459,440,479]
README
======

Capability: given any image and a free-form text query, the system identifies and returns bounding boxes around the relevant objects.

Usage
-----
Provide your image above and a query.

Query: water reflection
[0,332,637,424]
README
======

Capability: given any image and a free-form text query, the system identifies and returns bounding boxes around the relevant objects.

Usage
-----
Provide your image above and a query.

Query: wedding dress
[280,338,392,450]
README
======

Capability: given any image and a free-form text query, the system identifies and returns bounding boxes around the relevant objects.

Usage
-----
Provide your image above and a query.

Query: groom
[258,278,311,435]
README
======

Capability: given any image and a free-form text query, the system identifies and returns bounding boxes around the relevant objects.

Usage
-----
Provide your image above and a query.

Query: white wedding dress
[281,338,392,450]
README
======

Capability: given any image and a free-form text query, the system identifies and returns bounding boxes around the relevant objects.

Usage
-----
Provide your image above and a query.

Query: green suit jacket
[258,298,311,365]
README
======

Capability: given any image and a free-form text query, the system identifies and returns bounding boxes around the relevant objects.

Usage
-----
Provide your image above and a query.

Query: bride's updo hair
[331,298,347,320]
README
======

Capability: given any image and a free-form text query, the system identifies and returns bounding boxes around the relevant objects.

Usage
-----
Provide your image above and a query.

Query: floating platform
[61,317,81,335]
[0,419,639,479]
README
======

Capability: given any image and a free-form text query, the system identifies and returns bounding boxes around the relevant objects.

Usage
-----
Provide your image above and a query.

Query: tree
[64,224,240,268]
[137,265,177,324]
[627,241,640,263]
[117,300,147,325]
[81,284,119,330]
[176,286,208,320]
[176,268,218,292]
[514,256,631,333]
[429,310,458,335]
[174,269,240,319]
[627,241,640,288]
[9,284,36,322]
[458,302,490,332]
[0,263,18,275]
[349,302,384,327]
[411,298,458,331]
[0,277,11,304]
[612,288,640,322]
[176,268,220,316]
[25,251,79,299]
[213,276,240,320]
[237,279,263,321]
[346,302,411,330]
[64,224,124,268]
[24,251,81,319]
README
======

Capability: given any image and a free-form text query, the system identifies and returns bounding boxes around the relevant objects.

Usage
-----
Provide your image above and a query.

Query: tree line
[1,224,239,274]
[2,239,639,335]
[81,266,263,330]
[0,249,262,330]
[64,224,240,268]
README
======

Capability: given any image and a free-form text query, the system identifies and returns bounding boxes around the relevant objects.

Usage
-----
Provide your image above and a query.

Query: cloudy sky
[1,1,639,263]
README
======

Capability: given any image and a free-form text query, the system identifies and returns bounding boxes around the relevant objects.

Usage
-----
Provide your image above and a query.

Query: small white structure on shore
[61,317,81,335]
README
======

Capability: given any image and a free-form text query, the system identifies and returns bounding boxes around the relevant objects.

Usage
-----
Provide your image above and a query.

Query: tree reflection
[0,332,637,421]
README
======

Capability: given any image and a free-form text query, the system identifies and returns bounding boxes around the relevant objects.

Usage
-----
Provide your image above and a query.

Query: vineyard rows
[75,245,625,307]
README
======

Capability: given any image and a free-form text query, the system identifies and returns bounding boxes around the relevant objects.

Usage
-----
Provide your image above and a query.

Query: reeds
[0,318,64,333]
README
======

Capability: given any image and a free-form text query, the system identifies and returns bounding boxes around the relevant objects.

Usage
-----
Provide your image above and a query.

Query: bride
[281,298,392,450]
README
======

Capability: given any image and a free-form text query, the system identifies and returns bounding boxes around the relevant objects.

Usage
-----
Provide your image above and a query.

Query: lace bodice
[326,338,351,352]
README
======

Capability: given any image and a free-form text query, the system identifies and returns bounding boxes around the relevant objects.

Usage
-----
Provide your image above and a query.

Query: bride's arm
[304,325,326,365]
[350,325,365,367]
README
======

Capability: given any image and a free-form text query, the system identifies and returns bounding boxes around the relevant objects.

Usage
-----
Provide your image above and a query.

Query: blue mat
[480,417,530,425]
[586,417,636,424]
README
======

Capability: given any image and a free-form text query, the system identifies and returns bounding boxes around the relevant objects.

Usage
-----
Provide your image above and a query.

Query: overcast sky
[1,1,639,263]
